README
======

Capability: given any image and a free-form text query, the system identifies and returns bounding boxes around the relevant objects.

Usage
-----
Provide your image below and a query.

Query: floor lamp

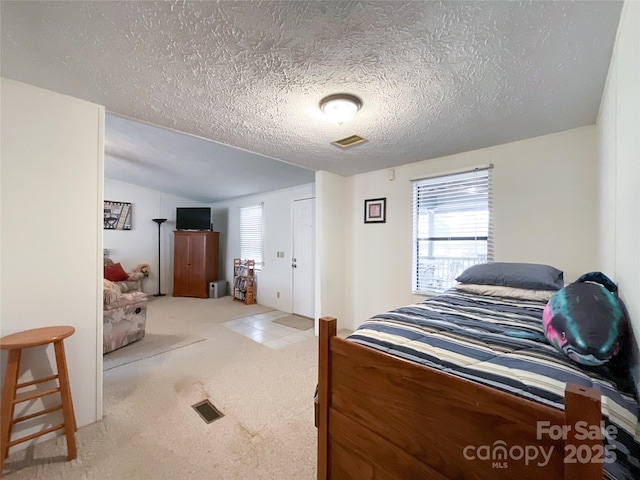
[152,218,167,297]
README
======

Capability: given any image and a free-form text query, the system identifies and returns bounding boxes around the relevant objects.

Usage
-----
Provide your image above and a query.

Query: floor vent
[331,134,367,149]
[192,399,224,424]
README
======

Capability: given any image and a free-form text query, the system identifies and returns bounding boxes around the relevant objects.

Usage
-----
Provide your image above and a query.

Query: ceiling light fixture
[319,93,362,124]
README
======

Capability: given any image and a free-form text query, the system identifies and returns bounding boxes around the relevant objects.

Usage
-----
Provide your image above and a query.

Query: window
[240,204,264,270]
[412,168,492,293]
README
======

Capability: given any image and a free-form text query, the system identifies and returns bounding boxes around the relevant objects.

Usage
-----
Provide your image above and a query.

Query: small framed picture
[104,200,132,230]
[364,198,386,223]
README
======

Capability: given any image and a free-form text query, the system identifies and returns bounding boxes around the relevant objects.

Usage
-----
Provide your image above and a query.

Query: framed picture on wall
[364,197,386,224]
[104,201,132,230]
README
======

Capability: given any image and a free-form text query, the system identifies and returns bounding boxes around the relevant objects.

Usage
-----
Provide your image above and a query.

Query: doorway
[291,197,315,318]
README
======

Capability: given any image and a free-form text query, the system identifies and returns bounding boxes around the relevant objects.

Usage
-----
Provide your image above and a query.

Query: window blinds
[240,204,264,269]
[412,168,492,293]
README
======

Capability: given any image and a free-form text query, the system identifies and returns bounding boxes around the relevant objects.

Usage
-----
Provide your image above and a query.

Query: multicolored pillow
[103,279,122,305]
[543,272,625,366]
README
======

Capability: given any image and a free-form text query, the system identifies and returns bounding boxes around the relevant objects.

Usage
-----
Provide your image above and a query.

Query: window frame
[239,203,264,270]
[412,167,493,294]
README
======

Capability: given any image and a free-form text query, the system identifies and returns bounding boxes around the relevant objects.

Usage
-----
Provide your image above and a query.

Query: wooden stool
[0,326,77,473]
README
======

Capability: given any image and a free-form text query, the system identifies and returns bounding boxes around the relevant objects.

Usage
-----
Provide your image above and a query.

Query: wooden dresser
[173,231,219,298]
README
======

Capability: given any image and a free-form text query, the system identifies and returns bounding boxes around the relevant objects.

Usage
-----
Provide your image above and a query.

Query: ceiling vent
[331,134,367,149]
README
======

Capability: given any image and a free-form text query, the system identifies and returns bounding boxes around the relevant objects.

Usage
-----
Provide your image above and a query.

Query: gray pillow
[455,262,564,291]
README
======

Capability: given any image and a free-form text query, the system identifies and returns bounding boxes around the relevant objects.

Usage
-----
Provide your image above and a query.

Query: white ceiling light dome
[319,94,363,124]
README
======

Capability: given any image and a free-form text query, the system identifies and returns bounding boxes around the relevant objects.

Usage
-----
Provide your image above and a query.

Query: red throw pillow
[104,263,129,282]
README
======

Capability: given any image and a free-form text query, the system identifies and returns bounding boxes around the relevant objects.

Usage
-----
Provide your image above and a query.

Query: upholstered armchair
[103,279,148,354]
[103,257,150,354]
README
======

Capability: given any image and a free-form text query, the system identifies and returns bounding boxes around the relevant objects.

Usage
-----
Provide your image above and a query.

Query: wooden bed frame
[316,316,604,480]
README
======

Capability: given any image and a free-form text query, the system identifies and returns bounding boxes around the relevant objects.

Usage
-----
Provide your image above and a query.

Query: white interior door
[292,198,315,318]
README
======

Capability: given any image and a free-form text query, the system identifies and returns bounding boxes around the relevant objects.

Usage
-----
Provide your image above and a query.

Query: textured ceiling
[0,1,623,203]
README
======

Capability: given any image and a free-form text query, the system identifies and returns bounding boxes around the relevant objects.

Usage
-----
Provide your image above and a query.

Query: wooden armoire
[173,231,219,298]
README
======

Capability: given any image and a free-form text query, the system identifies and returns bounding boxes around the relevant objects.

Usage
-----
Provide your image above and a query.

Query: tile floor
[222,310,316,349]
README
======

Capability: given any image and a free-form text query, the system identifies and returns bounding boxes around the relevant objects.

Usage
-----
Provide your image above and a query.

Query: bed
[316,266,639,480]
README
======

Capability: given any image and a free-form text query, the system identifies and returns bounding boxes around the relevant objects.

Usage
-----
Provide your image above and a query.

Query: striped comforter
[347,290,640,479]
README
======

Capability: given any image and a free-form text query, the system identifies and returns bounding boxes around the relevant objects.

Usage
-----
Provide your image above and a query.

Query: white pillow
[454,283,555,302]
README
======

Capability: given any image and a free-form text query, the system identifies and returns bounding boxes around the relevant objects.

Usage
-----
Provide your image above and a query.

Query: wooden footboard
[317,317,603,480]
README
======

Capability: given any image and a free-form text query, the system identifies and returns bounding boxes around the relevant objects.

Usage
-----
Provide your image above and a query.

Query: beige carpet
[272,314,314,330]
[103,333,205,370]
[3,296,319,479]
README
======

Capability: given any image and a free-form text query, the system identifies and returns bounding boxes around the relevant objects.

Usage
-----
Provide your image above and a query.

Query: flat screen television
[176,207,211,230]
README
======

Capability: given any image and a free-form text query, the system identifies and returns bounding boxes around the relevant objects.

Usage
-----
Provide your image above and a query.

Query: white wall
[315,171,348,333]
[0,79,104,446]
[321,126,599,331]
[597,0,640,387]
[211,183,315,312]
[104,179,208,295]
